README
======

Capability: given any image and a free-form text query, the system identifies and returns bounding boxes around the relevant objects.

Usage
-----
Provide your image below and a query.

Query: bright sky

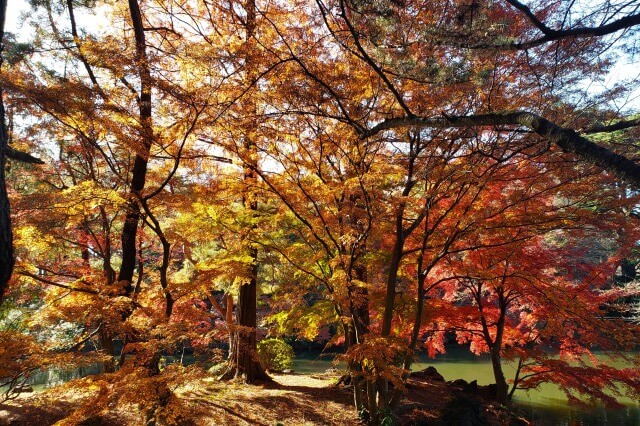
[5,0,29,38]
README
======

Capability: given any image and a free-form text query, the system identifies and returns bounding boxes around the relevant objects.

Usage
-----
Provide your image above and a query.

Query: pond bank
[293,349,640,425]
[6,349,638,425]
[0,367,524,425]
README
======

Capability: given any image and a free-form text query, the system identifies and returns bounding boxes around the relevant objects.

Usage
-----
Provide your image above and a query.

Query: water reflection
[27,363,104,390]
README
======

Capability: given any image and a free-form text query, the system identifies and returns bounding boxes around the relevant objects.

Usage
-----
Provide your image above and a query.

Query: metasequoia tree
[1,0,209,369]
[0,0,14,303]
[215,0,271,382]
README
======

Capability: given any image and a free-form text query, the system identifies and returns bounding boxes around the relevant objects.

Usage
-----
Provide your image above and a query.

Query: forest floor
[0,367,527,425]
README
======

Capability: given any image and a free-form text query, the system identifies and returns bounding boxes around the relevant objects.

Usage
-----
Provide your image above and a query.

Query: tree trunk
[220,0,269,384]
[381,231,403,337]
[79,221,91,269]
[347,269,375,417]
[229,265,268,381]
[0,0,13,305]
[99,206,116,285]
[485,287,509,405]
[220,260,268,381]
[99,327,117,373]
[118,0,152,295]
[208,292,235,359]
[225,293,234,358]
[0,101,12,305]
[491,346,509,405]
[140,199,173,317]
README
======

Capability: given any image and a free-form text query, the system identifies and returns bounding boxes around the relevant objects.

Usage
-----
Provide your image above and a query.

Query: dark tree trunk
[229,263,268,381]
[140,200,173,317]
[491,346,509,404]
[79,222,91,267]
[99,206,117,285]
[381,227,403,337]
[118,0,152,294]
[491,293,509,404]
[480,286,509,405]
[118,204,143,293]
[220,257,268,382]
[100,327,117,373]
[0,0,13,304]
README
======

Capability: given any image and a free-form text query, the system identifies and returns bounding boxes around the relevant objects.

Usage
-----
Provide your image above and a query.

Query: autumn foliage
[1,0,640,424]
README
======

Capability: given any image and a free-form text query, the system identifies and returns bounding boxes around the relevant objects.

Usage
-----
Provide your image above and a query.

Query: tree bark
[477,284,509,405]
[99,206,117,285]
[491,345,509,404]
[231,262,268,381]
[0,0,13,304]
[139,198,173,317]
[118,0,153,294]
[492,291,509,404]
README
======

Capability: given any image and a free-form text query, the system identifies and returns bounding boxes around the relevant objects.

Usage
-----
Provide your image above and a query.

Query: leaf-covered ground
[0,367,525,425]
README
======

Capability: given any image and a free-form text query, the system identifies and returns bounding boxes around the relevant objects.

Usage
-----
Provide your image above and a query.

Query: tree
[219,0,270,382]
[261,0,640,418]
[0,0,46,304]
[117,0,153,295]
[1,0,207,371]
[0,0,13,303]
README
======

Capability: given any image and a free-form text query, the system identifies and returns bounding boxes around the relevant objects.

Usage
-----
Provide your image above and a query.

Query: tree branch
[361,111,640,185]
[52,323,103,352]
[18,270,99,294]
[5,146,44,164]
[584,117,640,134]
[438,11,640,50]
[504,0,555,35]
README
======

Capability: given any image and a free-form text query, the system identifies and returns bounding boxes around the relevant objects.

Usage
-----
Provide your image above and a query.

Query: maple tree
[258,0,640,419]
[425,180,640,404]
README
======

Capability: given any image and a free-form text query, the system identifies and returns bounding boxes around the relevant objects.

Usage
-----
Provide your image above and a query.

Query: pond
[293,348,640,426]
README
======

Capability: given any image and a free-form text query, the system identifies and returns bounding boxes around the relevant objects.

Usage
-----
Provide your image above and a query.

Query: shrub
[256,338,294,372]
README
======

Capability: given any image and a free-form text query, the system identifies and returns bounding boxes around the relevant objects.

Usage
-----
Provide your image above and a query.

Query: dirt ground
[0,371,358,426]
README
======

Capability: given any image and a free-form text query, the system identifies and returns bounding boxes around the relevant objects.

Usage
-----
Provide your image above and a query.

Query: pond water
[26,364,105,389]
[293,349,640,426]
[16,349,640,425]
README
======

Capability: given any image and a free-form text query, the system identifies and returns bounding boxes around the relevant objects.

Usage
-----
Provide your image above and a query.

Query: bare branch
[584,117,640,134]
[18,270,99,294]
[504,0,554,35]
[5,146,44,164]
